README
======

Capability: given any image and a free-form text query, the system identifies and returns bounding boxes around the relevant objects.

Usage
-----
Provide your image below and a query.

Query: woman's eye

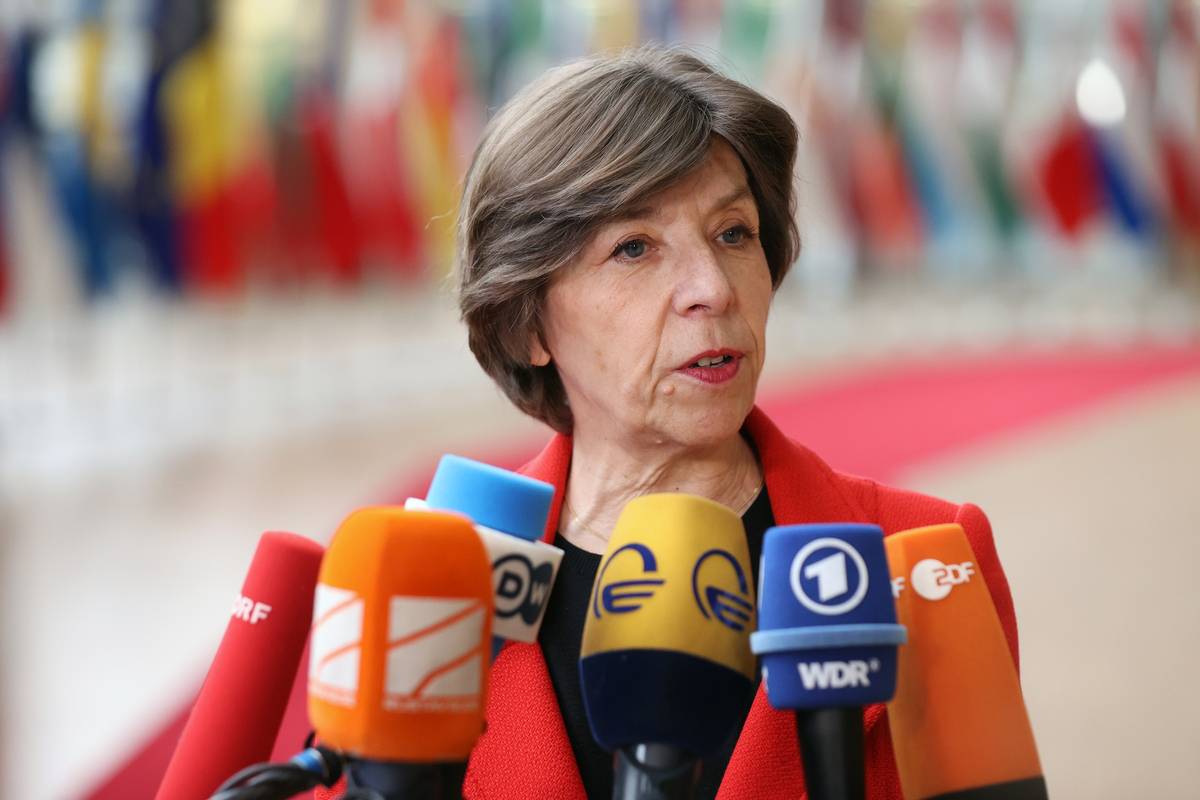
[720,225,753,245]
[614,239,647,260]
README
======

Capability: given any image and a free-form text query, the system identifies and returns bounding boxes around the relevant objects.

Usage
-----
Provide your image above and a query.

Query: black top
[538,487,775,800]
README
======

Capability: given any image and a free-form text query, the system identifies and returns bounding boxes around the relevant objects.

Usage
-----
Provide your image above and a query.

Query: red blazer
[318,406,1019,799]
[462,407,1019,800]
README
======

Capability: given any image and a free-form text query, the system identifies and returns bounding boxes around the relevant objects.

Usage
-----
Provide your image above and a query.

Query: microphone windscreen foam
[308,508,493,761]
[751,524,904,710]
[580,493,756,755]
[409,455,561,642]
[156,532,324,800]
[407,497,562,643]
[886,524,1046,799]
[426,454,553,541]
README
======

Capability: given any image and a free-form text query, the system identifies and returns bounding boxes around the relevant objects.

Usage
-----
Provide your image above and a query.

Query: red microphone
[156,532,325,800]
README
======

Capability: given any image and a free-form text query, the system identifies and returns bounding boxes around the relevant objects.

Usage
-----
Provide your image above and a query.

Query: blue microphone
[425,454,552,543]
[407,454,561,659]
[750,524,906,800]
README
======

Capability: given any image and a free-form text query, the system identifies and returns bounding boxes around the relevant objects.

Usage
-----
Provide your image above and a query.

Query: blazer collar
[474,406,875,799]
[518,406,868,534]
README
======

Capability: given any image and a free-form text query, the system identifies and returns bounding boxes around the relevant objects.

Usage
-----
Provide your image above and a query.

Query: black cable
[214,763,294,793]
[209,746,344,800]
[209,765,312,800]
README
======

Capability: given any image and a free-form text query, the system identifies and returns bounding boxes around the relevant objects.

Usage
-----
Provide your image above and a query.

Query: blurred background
[1,0,1198,798]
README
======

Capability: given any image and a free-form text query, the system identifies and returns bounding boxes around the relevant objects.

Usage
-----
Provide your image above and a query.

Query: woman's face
[533,139,773,449]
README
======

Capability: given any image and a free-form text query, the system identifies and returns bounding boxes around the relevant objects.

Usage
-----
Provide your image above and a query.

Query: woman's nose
[672,245,735,316]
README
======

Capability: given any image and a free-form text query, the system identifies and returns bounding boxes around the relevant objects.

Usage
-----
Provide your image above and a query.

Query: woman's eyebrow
[608,185,754,225]
[708,185,753,214]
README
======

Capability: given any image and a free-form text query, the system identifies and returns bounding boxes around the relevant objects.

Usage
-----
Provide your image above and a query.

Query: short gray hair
[456,44,799,433]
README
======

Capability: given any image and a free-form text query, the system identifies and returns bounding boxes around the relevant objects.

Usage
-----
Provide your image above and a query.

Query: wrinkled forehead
[601,139,756,227]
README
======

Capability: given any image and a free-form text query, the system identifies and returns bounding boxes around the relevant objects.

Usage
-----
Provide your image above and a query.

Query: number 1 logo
[790,538,869,616]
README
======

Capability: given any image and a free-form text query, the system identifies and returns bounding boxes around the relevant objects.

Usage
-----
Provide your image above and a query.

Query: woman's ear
[529,332,551,367]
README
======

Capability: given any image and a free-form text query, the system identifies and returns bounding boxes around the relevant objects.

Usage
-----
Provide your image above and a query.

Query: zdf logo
[892,558,975,601]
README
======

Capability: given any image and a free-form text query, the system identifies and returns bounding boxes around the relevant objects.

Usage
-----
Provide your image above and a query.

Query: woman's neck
[560,428,762,554]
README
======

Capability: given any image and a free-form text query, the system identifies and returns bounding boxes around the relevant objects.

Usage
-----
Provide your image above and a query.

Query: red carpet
[85,344,1200,800]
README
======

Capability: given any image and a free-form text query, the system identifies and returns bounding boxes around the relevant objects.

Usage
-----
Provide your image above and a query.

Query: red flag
[1037,118,1104,238]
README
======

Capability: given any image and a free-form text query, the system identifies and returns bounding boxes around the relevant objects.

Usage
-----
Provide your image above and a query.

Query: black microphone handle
[346,758,468,800]
[613,743,700,800]
[794,707,865,800]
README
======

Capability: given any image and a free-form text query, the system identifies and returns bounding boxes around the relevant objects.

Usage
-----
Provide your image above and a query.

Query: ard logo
[789,538,869,616]
[593,543,664,618]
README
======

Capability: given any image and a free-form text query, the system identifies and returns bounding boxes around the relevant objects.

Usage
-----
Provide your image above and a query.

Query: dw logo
[691,548,753,631]
[593,542,664,619]
[492,553,555,625]
[789,538,869,616]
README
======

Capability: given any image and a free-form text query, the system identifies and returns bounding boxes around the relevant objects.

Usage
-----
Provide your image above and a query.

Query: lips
[677,349,745,370]
[674,349,745,385]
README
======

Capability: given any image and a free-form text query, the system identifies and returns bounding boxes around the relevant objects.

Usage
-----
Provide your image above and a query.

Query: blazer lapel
[464,432,583,799]
[718,408,880,800]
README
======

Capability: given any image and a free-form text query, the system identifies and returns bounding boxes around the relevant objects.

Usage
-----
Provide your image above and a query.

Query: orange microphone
[885,524,1047,799]
[309,507,493,799]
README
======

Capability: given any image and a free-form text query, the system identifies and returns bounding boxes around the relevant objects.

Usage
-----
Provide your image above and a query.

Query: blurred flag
[402,12,469,277]
[33,12,115,300]
[957,0,1024,251]
[161,5,242,296]
[301,89,361,285]
[1155,0,1200,239]
[1038,117,1105,239]
[341,1,425,278]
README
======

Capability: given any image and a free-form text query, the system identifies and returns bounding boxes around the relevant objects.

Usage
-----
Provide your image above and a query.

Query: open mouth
[688,354,735,369]
[676,350,743,385]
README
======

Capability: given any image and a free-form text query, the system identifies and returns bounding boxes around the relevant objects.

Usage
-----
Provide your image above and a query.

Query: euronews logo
[797,658,881,690]
[691,548,753,632]
[593,542,664,618]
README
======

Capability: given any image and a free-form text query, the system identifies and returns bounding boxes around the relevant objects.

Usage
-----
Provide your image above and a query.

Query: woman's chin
[653,396,755,449]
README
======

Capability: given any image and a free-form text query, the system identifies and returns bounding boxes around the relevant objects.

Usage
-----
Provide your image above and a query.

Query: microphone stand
[613,743,699,800]
[794,707,865,800]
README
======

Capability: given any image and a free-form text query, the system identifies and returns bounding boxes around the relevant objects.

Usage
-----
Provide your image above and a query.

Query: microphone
[156,531,325,800]
[749,524,906,800]
[885,523,1047,799]
[405,454,560,653]
[308,507,493,799]
[581,493,757,800]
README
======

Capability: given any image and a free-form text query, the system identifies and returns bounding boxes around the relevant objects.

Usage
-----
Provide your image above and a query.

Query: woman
[456,46,1019,799]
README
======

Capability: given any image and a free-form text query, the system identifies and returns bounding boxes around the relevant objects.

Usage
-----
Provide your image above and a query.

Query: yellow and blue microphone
[580,492,757,793]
